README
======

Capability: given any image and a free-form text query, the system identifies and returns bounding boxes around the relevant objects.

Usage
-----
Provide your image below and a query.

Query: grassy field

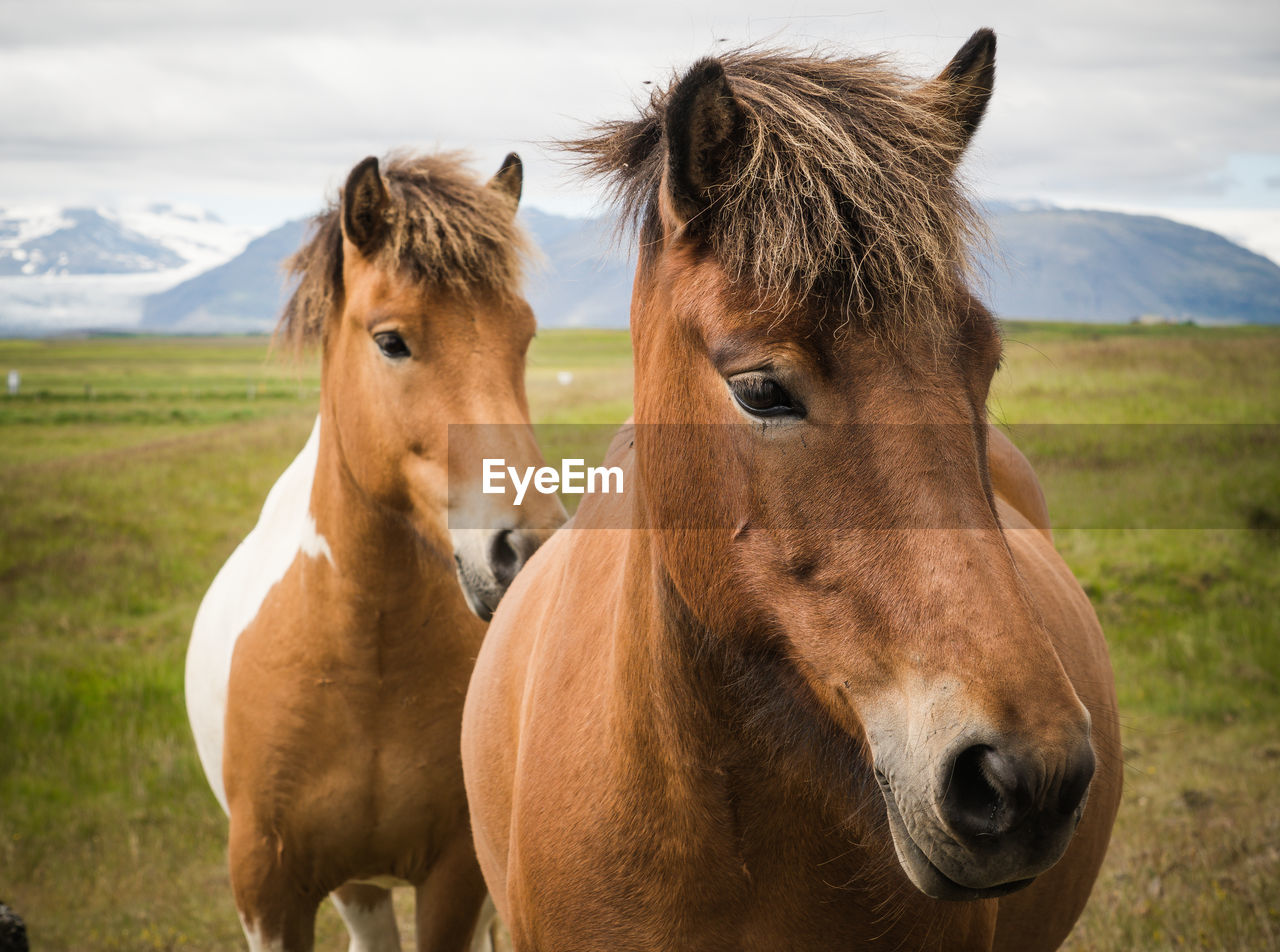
[0,324,1276,950]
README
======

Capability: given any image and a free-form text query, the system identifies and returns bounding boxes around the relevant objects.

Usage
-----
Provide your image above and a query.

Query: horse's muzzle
[874,724,1095,901]
[452,526,557,621]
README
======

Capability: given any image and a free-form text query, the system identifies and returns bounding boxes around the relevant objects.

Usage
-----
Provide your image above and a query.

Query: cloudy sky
[3,1,1277,247]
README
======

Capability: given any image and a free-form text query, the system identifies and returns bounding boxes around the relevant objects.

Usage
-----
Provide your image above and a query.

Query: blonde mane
[565,49,986,333]
[278,152,532,347]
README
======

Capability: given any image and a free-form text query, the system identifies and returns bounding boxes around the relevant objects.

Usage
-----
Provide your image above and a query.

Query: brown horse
[186,152,566,951]
[462,31,1121,951]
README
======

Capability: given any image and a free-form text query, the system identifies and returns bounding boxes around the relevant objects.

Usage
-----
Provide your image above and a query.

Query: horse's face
[633,33,1096,902]
[325,156,566,619]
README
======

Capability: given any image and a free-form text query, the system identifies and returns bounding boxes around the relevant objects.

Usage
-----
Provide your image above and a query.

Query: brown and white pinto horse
[186,153,566,951]
[462,31,1121,951]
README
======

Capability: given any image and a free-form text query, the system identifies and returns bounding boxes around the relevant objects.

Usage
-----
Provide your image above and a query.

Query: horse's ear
[341,156,390,256]
[927,28,996,148]
[488,152,523,209]
[663,58,744,226]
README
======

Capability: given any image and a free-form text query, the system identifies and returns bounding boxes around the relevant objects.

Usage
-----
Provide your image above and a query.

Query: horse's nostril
[1056,744,1096,817]
[941,738,1096,843]
[942,745,1030,839]
[488,529,522,588]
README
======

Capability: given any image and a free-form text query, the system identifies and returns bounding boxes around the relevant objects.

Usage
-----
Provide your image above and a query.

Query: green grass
[524,328,634,424]
[0,324,1276,950]
[993,324,1280,951]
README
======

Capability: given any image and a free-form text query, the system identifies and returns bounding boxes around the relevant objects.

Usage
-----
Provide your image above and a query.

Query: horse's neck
[304,412,455,622]
[612,539,736,791]
[615,533,884,850]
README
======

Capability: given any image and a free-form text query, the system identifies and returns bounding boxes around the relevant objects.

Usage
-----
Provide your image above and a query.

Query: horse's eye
[374,331,411,360]
[729,373,802,418]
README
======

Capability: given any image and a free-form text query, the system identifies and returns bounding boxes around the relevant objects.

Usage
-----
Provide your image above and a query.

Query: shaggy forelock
[277,152,531,348]
[565,49,986,336]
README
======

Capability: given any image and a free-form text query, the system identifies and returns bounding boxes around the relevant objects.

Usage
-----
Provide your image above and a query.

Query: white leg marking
[333,889,402,952]
[238,911,287,952]
[469,895,498,952]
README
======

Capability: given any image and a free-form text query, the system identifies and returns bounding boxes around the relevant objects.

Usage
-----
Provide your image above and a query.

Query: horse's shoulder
[988,425,1051,541]
[185,418,322,810]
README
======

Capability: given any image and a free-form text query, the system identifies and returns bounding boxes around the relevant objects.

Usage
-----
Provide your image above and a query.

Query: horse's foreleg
[333,882,402,952]
[228,813,321,951]
[412,835,489,952]
[468,895,498,952]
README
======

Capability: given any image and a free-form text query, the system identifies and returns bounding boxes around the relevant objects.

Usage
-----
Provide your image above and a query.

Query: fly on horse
[462,31,1121,950]
[186,152,566,951]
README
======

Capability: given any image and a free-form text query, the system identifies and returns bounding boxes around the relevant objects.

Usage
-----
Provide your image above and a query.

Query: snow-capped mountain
[0,203,253,277]
[116,203,256,271]
[0,208,183,276]
[0,204,258,334]
[3,200,1280,334]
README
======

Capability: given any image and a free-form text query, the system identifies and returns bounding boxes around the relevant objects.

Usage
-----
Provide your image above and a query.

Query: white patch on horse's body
[301,511,335,567]
[185,416,324,812]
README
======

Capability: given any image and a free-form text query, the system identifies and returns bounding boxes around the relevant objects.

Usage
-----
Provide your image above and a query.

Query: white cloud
[1,1,1276,227]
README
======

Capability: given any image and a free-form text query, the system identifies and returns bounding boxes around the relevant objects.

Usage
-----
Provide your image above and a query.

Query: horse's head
[579,32,1095,900]
[282,153,566,620]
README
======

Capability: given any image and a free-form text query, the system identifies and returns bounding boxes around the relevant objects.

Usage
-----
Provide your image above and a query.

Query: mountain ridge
[0,204,252,278]
[2,203,1278,333]
[977,203,1280,324]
